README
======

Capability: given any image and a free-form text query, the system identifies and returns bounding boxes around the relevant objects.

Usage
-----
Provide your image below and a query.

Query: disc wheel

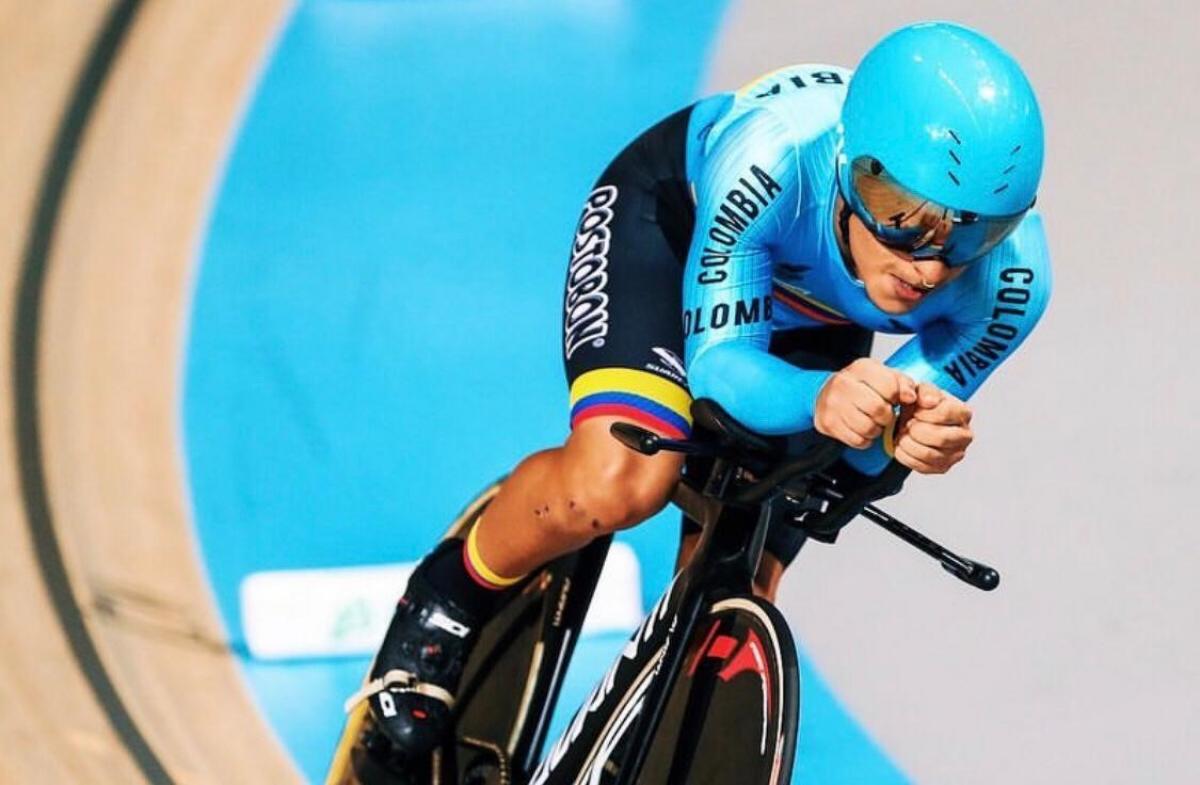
[634,597,800,785]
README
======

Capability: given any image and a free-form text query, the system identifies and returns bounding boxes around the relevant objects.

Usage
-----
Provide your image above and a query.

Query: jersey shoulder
[688,64,851,196]
[722,64,850,145]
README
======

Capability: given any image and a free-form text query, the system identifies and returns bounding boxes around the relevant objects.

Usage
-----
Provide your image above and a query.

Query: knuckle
[869,400,892,421]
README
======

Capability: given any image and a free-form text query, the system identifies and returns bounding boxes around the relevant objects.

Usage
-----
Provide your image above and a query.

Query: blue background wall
[184,2,907,781]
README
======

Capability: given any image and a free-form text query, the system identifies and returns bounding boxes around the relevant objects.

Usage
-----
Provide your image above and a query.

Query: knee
[554,442,681,538]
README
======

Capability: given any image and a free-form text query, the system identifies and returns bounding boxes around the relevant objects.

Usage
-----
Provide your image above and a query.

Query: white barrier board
[241,543,644,660]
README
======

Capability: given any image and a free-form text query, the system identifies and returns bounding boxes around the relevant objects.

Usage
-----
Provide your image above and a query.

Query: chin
[866,285,914,315]
[878,301,913,315]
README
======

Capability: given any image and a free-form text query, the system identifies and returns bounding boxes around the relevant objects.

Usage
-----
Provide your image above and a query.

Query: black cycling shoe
[354,567,480,761]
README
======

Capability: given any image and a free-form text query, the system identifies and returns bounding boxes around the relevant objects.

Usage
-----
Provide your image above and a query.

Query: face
[841,207,964,314]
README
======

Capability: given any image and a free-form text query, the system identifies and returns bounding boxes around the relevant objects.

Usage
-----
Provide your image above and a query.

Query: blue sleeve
[683,108,833,434]
[843,212,1054,474]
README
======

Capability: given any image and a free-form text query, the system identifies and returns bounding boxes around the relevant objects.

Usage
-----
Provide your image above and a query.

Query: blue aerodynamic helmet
[837,22,1044,266]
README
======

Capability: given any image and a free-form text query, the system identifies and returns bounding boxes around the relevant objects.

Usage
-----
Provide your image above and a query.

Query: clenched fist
[814,358,918,449]
[893,383,973,474]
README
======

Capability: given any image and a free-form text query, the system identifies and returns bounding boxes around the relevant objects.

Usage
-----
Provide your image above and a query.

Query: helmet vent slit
[1010,144,1022,155]
[948,150,961,165]
[947,170,961,185]
[1003,164,1016,174]
[993,184,1009,194]
[948,129,962,144]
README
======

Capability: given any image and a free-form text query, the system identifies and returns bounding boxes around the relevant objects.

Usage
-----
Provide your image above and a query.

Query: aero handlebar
[611,399,1001,593]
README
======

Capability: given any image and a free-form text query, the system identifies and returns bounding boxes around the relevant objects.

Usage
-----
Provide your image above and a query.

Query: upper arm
[682,108,798,369]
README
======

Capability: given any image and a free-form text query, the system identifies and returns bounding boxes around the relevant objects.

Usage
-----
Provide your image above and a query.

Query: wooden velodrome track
[1,2,300,782]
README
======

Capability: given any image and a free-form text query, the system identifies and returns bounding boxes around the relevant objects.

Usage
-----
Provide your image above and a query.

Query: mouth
[891,274,930,303]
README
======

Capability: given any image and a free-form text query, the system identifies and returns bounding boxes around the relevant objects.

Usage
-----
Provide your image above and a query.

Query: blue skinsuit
[681,65,1052,474]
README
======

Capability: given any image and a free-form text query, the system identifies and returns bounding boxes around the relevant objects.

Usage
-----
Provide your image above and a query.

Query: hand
[814,358,918,449]
[893,383,974,474]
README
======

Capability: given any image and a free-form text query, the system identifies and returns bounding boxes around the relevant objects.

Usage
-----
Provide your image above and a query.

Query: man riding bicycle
[361,21,1051,759]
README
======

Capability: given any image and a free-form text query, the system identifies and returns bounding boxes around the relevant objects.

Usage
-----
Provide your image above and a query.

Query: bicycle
[327,398,998,785]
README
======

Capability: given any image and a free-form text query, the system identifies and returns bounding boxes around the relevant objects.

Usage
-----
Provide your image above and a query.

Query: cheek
[847,222,893,280]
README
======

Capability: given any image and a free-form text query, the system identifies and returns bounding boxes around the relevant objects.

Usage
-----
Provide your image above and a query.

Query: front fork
[610,496,774,784]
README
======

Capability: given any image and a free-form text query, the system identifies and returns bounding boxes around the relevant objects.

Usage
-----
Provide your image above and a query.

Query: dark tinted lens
[846,157,1029,266]
[931,213,1025,264]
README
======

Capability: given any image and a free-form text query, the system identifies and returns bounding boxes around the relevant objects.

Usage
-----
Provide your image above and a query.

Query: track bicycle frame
[329,399,999,785]
[517,399,999,784]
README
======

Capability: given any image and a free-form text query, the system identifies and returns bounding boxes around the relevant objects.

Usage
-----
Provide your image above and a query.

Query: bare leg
[472,416,685,579]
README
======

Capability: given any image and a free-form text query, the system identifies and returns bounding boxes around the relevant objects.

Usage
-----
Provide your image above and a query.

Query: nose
[910,257,949,283]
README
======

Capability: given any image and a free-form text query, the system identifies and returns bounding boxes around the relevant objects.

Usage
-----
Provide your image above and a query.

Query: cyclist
[359,21,1051,758]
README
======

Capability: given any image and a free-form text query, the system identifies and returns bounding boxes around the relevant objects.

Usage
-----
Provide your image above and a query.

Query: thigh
[562,111,695,441]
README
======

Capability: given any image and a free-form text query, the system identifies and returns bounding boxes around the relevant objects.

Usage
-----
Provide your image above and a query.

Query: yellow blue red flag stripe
[569,368,692,438]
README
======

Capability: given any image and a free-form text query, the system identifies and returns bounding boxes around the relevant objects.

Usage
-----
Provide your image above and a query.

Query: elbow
[686,343,739,406]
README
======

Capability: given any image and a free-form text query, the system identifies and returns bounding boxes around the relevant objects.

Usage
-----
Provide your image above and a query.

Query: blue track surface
[184,2,909,782]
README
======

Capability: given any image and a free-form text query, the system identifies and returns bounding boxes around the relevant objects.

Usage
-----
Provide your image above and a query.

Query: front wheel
[634,596,800,785]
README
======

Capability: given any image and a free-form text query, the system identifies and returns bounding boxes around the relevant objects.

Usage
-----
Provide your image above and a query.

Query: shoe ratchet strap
[342,669,456,715]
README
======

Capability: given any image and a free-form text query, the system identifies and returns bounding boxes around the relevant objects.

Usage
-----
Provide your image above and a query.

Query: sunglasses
[838,156,1034,267]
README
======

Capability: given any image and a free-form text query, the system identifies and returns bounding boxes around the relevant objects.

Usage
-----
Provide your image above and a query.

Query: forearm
[688,341,831,435]
[691,343,901,476]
